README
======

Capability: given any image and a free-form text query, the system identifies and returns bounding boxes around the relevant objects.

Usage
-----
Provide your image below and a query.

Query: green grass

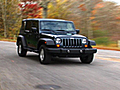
[93,37,114,45]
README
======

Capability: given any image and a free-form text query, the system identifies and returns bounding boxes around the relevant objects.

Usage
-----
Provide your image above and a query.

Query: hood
[41,33,87,39]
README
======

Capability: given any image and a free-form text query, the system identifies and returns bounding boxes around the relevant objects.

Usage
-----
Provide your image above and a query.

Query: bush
[93,30,108,38]
[93,37,111,45]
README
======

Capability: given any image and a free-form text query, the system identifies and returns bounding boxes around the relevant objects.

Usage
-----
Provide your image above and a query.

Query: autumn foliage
[18,3,42,18]
[1,0,120,44]
[78,4,86,11]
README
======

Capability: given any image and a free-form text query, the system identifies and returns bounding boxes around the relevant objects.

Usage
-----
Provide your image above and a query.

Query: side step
[24,47,39,53]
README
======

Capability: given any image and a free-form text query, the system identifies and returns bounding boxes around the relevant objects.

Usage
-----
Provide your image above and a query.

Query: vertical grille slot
[66,39,68,46]
[63,39,65,46]
[62,38,82,48]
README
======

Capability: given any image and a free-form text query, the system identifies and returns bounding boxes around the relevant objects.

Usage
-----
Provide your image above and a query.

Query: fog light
[67,50,70,53]
[80,50,83,53]
[56,44,60,47]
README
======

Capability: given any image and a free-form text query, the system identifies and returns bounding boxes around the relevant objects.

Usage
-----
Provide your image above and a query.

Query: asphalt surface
[0,41,120,90]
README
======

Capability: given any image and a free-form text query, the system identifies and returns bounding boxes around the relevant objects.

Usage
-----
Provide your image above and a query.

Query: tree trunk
[87,0,93,39]
[43,8,48,18]
[40,0,50,18]
[87,12,93,39]
[1,0,7,38]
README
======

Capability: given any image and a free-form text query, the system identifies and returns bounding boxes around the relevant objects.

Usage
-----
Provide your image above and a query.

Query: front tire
[80,54,94,64]
[39,45,51,64]
[17,41,27,57]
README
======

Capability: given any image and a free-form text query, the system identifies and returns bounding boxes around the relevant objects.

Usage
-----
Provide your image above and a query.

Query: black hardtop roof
[22,18,73,22]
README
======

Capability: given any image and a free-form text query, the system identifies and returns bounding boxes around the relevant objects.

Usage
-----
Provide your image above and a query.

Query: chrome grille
[62,38,82,48]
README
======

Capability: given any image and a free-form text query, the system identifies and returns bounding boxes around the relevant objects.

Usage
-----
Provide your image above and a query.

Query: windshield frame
[39,21,76,32]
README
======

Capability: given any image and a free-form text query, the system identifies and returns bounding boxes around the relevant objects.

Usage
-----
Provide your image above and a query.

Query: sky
[104,0,120,5]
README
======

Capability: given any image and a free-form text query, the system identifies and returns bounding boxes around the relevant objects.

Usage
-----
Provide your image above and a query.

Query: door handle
[24,30,30,33]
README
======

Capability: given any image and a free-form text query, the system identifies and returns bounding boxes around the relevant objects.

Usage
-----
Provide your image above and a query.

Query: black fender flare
[16,35,27,47]
[88,40,96,46]
[37,38,55,49]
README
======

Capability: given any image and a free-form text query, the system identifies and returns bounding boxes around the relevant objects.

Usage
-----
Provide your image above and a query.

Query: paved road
[0,41,120,90]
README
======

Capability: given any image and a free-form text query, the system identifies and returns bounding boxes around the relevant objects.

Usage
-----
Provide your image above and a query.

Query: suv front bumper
[46,48,97,57]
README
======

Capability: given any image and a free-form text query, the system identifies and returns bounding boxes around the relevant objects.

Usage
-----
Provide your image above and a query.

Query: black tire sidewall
[80,54,94,64]
[39,46,46,63]
[39,45,51,64]
[17,41,27,57]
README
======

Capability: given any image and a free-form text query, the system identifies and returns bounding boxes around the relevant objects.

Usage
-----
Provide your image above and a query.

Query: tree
[93,1,120,40]
[0,0,21,38]
[20,0,51,18]
[78,0,102,39]
[47,0,71,19]
[18,3,42,19]
[0,0,7,37]
[39,0,51,18]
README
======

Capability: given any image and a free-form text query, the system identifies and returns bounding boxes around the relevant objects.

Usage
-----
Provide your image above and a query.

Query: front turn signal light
[85,45,88,47]
[56,44,60,47]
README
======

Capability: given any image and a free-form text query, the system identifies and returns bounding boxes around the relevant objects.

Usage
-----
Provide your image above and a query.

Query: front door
[30,20,39,48]
[24,20,39,49]
[24,20,32,48]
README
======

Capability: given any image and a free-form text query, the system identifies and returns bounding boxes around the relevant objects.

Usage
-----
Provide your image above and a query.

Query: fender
[37,38,55,49]
[88,40,96,46]
[16,35,27,47]
[38,38,55,45]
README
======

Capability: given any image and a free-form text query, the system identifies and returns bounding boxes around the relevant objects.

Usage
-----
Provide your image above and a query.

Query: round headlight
[82,39,87,44]
[56,38,61,44]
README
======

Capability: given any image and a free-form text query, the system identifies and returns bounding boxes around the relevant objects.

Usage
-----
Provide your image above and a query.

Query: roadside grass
[92,37,120,51]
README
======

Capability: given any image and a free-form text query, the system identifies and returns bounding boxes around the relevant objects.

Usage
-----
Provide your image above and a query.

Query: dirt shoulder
[93,46,120,51]
[0,39,16,42]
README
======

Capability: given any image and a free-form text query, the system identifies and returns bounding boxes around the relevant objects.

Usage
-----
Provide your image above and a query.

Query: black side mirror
[76,29,80,34]
[32,27,37,32]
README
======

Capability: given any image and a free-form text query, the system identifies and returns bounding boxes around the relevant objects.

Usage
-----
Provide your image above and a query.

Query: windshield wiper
[55,30,75,33]
[55,30,66,32]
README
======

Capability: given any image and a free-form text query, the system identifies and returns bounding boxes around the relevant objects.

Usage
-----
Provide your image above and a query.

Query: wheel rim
[40,49,44,61]
[18,44,22,54]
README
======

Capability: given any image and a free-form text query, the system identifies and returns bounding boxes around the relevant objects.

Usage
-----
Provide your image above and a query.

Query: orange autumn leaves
[78,3,104,11]
[18,3,42,18]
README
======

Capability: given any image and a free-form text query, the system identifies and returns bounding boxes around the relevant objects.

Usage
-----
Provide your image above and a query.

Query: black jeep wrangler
[16,18,97,64]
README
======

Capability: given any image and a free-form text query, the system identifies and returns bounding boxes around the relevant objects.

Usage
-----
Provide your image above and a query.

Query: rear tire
[80,54,94,64]
[17,41,27,57]
[39,45,51,64]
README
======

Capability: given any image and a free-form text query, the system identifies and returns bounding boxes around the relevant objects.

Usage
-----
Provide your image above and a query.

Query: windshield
[40,21,75,32]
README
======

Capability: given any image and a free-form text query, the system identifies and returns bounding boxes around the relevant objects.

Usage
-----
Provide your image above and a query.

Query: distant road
[0,41,120,90]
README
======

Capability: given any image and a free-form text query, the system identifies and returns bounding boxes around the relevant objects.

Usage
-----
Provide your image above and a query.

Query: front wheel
[39,45,51,64]
[17,41,27,57]
[80,54,94,64]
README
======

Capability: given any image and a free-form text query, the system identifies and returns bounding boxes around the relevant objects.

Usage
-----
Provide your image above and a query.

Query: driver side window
[31,21,39,32]
[25,21,31,31]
